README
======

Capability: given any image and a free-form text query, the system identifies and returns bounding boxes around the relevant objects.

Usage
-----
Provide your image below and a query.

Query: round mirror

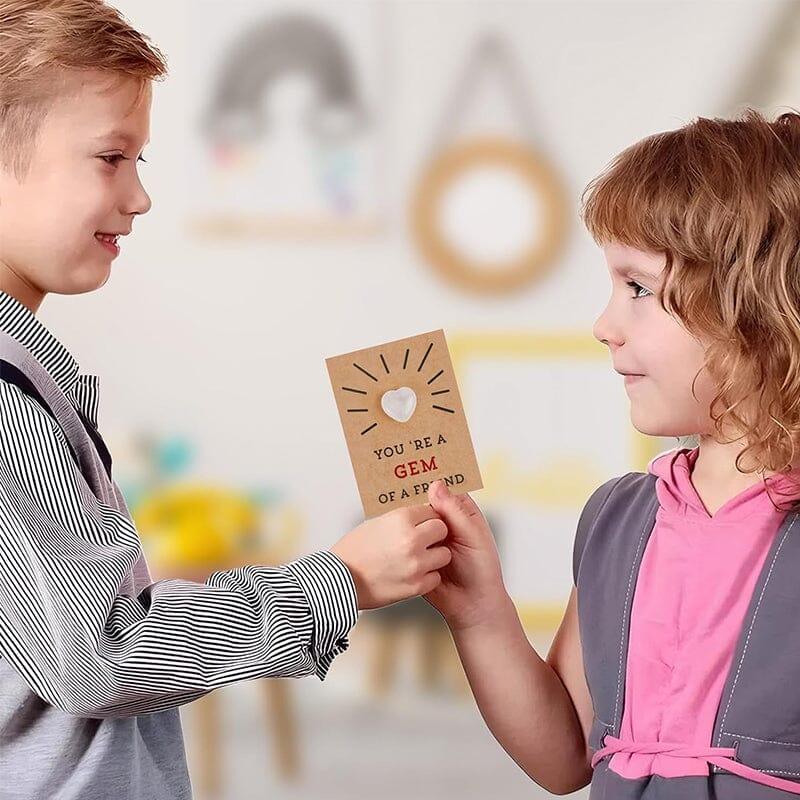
[412,138,568,294]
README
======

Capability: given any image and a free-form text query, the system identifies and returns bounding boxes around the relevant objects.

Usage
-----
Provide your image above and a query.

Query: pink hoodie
[609,447,798,780]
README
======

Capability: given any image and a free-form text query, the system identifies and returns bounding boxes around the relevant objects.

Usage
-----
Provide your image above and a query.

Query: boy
[0,2,451,798]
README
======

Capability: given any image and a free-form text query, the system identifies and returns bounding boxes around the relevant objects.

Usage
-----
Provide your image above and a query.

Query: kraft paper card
[326,329,483,517]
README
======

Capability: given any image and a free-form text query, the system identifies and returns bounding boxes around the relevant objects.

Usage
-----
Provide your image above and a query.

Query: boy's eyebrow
[92,130,149,146]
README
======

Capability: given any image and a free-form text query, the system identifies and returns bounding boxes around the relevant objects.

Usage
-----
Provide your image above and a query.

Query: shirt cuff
[284,550,359,679]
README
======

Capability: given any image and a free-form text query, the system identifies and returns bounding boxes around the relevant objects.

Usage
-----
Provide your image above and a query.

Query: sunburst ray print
[326,329,483,517]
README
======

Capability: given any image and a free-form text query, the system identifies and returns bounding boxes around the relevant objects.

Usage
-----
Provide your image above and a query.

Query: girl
[425,110,800,798]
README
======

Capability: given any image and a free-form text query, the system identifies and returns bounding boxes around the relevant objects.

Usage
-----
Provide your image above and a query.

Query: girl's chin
[629,409,688,439]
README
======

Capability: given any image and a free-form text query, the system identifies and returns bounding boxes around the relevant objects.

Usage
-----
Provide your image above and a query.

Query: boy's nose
[124,174,152,217]
[129,185,152,216]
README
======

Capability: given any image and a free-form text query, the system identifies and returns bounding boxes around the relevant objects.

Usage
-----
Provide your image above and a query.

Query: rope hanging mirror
[411,33,569,295]
[720,1,800,114]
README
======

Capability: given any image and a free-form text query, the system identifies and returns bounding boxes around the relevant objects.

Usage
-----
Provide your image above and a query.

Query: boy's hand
[330,505,451,610]
[424,480,510,631]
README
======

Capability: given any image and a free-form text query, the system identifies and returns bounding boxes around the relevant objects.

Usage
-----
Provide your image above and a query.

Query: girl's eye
[626,280,653,299]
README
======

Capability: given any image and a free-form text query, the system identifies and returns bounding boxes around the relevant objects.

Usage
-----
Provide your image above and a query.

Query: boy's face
[0,71,152,312]
[593,242,718,438]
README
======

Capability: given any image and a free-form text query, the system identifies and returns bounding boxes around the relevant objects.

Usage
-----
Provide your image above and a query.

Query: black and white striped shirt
[0,289,358,797]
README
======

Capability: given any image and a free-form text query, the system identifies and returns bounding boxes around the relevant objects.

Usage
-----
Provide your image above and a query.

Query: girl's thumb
[427,480,481,522]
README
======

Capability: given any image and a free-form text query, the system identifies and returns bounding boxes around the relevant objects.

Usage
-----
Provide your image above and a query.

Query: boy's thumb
[427,480,482,524]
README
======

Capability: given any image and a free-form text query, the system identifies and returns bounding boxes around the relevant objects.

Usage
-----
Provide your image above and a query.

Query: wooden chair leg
[442,629,471,696]
[367,622,398,698]
[193,690,222,797]
[416,624,442,690]
[261,679,299,780]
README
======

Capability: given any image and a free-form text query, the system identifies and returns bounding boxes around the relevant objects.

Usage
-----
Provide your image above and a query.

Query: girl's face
[0,71,152,312]
[593,242,719,438]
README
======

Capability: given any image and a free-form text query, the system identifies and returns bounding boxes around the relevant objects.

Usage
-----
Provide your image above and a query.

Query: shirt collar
[0,290,81,398]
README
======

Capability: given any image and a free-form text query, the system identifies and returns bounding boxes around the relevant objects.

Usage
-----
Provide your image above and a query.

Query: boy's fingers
[422,545,452,572]
[403,503,440,525]
[414,517,448,546]
[427,480,482,524]
[418,570,442,595]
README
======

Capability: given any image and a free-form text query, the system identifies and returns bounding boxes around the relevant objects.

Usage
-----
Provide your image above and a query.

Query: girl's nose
[592,304,623,348]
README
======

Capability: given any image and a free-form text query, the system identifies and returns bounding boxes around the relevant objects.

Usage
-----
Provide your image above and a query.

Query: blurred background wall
[37,1,799,798]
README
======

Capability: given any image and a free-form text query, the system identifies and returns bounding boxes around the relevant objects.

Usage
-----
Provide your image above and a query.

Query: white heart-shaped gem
[381,387,417,423]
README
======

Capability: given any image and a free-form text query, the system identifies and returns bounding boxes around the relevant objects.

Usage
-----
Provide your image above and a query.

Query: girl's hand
[424,480,510,631]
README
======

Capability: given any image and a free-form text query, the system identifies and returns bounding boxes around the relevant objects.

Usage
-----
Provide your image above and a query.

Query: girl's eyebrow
[613,266,661,282]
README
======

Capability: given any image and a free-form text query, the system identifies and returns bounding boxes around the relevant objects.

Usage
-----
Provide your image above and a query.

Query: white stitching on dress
[724,732,800,748]
[715,515,798,747]
[760,769,800,776]
[613,494,658,728]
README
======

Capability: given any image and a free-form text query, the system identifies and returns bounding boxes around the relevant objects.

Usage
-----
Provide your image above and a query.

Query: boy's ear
[0,161,20,193]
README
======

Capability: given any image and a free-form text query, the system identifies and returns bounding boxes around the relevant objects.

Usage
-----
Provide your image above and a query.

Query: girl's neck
[691,436,796,516]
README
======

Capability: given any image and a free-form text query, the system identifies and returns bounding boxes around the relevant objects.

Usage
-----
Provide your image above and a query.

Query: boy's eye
[626,280,653,299]
[99,153,148,166]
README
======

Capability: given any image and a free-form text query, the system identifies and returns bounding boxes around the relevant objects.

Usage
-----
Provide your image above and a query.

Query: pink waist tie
[593,735,800,795]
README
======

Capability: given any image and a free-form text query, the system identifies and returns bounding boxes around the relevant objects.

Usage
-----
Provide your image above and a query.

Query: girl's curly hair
[582,109,800,505]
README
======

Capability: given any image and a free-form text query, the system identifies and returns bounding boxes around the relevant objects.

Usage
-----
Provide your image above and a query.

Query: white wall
[39,0,783,575]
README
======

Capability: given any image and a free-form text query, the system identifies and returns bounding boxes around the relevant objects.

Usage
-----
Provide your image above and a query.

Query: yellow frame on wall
[448,331,666,631]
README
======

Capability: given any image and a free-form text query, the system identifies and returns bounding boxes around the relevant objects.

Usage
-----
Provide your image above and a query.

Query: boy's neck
[0,261,45,314]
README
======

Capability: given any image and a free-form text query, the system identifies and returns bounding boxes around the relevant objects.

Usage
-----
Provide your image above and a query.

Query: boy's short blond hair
[0,0,167,179]
[582,110,800,483]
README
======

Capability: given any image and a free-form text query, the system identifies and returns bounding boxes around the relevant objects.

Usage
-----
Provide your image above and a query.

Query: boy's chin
[57,267,112,295]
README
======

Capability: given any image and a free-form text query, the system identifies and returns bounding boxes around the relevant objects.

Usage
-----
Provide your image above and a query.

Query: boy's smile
[593,242,718,438]
[0,70,152,313]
